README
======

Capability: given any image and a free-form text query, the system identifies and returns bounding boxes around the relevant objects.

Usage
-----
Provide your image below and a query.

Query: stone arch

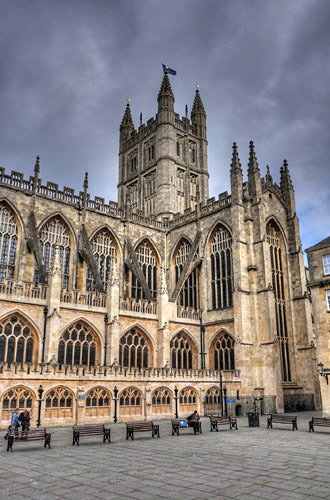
[35,212,75,289]
[119,385,143,417]
[266,217,291,382]
[203,219,233,254]
[0,311,40,365]
[57,319,102,367]
[0,200,22,283]
[86,226,120,292]
[128,238,159,301]
[37,211,77,247]
[265,216,288,250]
[209,330,235,370]
[44,385,74,420]
[119,325,153,368]
[170,329,198,369]
[151,386,173,414]
[207,223,233,310]
[169,234,194,263]
[133,236,161,263]
[178,386,199,413]
[1,384,36,421]
[85,386,111,419]
[171,236,200,310]
[204,385,221,414]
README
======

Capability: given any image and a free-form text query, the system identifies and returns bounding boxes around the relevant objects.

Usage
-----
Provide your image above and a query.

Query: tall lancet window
[34,217,71,289]
[0,203,18,282]
[130,239,157,300]
[267,220,291,382]
[210,225,233,309]
[86,229,116,291]
[174,239,199,310]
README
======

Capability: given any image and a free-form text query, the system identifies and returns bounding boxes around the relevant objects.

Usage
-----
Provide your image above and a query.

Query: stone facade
[0,72,320,428]
[306,237,330,416]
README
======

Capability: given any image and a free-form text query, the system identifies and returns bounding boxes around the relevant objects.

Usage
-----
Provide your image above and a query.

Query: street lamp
[223,386,228,417]
[113,386,118,423]
[318,362,329,384]
[174,386,179,418]
[36,385,44,428]
[219,370,224,416]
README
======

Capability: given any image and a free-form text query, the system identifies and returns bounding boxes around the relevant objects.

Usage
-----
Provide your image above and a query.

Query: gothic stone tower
[118,72,209,219]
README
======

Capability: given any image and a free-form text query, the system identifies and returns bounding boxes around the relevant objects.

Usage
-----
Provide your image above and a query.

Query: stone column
[45,245,62,361]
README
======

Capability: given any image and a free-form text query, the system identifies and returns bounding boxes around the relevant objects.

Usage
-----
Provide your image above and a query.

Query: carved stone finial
[110,255,119,288]
[84,172,88,191]
[34,155,40,176]
[248,140,260,175]
[230,142,242,175]
[49,245,62,277]
[265,165,273,186]
[158,266,168,295]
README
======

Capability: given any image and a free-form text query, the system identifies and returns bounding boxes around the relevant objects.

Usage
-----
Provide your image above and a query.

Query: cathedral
[0,71,320,427]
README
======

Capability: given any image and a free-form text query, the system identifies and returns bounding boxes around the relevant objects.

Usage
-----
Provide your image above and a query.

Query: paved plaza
[1,412,330,500]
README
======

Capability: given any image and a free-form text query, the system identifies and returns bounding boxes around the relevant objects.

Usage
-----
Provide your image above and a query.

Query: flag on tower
[162,64,176,75]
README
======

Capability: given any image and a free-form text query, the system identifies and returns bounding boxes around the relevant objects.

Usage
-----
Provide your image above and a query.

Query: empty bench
[7,428,51,452]
[126,421,160,440]
[309,417,330,433]
[72,424,111,445]
[209,416,238,431]
[171,418,202,435]
[267,414,298,431]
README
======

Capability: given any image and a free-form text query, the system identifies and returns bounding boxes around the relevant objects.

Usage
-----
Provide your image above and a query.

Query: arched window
[0,202,18,282]
[170,331,196,369]
[130,240,157,300]
[211,332,235,370]
[119,328,150,369]
[86,229,116,291]
[266,220,291,382]
[0,314,36,364]
[1,386,34,420]
[210,225,233,309]
[34,217,71,289]
[119,387,143,416]
[179,387,198,412]
[205,386,220,405]
[85,386,111,418]
[151,387,172,405]
[45,386,73,419]
[57,322,98,367]
[174,239,199,310]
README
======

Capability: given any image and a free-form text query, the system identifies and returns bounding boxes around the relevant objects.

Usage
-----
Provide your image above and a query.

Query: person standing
[23,409,30,431]
[18,410,25,430]
[11,409,19,433]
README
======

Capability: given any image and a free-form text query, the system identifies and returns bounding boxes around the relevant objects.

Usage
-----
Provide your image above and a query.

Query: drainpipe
[41,306,48,364]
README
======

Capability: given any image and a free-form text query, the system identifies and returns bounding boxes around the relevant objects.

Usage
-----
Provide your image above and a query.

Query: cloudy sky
[0,0,329,254]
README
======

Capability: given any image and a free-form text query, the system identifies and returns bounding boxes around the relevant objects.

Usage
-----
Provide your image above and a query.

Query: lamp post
[113,386,118,423]
[318,362,329,384]
[223,386,228,417]
[174,386,178,418]
[36,385,44,428]
[219,370,224,416]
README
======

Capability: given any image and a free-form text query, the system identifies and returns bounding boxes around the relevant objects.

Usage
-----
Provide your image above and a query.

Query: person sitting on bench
[187,410,200,432]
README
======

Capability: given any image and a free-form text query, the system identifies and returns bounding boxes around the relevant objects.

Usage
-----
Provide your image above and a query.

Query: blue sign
[226,398,235,403]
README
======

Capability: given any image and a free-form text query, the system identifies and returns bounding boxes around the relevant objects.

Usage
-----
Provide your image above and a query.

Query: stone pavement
[1,411,330,500]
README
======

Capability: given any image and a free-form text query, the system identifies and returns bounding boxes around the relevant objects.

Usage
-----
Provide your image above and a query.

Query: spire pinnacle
[83,171,88,191]
[280,159,293,191]
[248,140,260,175]
[158,72,174,100]
[191,86,205,116]
[120,101,134,129]
[265,165,273,186]
[34,155,40,176]
[230,142,242,175]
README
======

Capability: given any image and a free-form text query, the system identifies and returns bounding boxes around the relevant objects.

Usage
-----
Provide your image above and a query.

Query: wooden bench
[72,424,111,445]
[126,421,160,440]
[7,428,51,452]
[309,417,330,432]
[267,414,298,431]
[171,418,202,435]
[209,416,238,431]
